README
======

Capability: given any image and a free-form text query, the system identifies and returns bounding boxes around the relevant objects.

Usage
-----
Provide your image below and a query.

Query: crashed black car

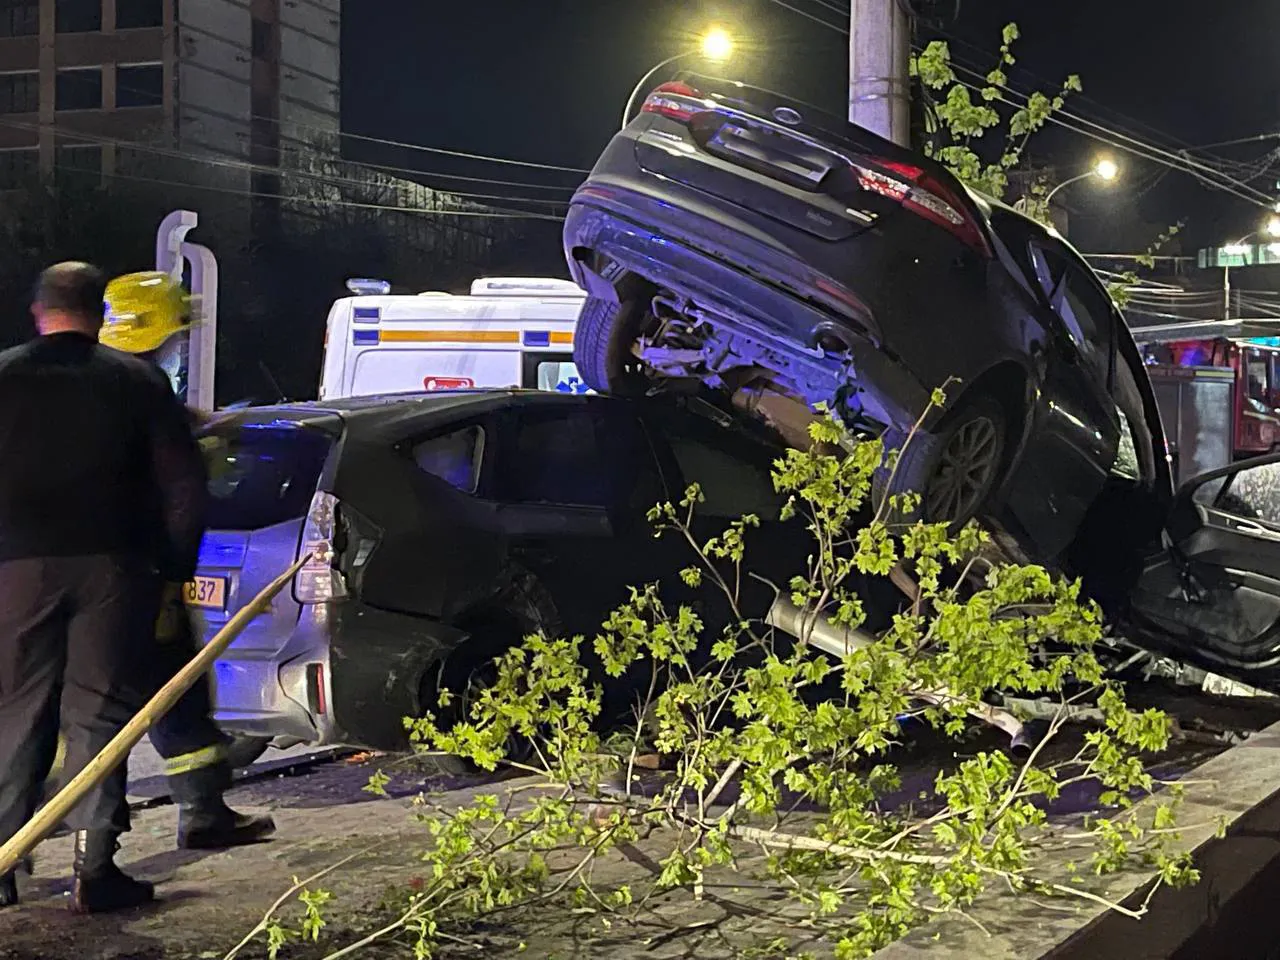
[563,73,1167,565]
[191,390,824,753]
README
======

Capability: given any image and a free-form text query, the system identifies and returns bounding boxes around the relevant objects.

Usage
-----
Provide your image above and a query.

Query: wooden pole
[0,555,311,878]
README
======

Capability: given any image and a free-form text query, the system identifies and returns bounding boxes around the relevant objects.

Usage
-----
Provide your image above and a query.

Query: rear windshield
[202,423,333,530]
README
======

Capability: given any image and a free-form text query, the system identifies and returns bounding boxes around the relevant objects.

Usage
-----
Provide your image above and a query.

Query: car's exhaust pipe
[765,597,1029,753]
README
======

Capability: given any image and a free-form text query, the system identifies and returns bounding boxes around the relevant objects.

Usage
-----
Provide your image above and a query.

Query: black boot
[0,871,16,908]
[177,797,275,850]
[70,830,154,914]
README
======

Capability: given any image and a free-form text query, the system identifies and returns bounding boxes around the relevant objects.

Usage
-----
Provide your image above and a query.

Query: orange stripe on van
[550,331,574,345]
[378,329,521,344]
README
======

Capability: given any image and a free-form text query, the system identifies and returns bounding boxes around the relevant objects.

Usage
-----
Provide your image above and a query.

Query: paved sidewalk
[0,758,434,960]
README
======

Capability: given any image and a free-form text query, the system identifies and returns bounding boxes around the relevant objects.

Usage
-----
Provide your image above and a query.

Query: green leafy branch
[913,22,1082,208]
[1106,221,1185,308]
[242,393,1197,959]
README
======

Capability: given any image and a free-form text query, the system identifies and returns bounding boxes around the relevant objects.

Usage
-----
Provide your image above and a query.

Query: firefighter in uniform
[98,272,274,851]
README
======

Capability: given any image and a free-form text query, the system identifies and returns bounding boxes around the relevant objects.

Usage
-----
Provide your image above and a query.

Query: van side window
[412,426,485,494]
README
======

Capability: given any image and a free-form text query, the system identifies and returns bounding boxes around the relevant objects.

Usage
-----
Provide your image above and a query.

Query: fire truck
[1135,321,1280,482]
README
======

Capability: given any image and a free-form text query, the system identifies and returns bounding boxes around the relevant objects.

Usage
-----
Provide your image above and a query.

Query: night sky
[342,0,1280,255]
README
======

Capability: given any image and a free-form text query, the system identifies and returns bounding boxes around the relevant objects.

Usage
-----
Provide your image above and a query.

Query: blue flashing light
[346,278,391,296]
[523,330,551,348]
[353,329,381,345]
[352,306,381,323]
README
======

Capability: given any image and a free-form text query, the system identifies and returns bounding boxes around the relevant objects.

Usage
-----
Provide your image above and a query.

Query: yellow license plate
[184,576,228,610]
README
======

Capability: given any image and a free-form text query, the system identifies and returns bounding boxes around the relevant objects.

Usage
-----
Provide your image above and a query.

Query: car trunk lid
[633,74,990,254]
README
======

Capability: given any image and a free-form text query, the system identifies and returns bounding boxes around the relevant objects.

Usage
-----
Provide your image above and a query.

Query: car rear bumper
[210,604,338,746]
[563,177,929,430]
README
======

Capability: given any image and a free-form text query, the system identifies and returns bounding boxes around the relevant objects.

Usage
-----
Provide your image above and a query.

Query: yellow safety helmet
[101,271,191,355]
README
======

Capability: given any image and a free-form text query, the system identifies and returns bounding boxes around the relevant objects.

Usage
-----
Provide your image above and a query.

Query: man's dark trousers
[0,555,158,848]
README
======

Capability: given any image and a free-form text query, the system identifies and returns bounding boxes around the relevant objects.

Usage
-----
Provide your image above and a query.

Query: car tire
[420,571,560,775]
[223,734,271,770]
[874,396,1007,530]
[573,294,654,396]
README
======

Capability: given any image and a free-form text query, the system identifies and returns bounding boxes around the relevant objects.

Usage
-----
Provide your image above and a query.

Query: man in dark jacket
[0,262,207,914]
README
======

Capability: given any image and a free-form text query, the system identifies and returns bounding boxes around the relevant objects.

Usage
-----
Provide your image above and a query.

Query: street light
[1220,216,1280,320]
[621,27,734,128]
[1043,157,1121,204]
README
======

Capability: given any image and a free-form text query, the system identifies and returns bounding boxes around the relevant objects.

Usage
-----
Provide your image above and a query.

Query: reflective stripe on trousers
[162,743,226,777]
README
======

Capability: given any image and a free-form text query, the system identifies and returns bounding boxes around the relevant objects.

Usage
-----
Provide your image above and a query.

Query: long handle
[0,555,311,878]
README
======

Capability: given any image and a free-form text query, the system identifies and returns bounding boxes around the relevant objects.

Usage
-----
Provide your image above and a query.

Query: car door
[638,400,815,626]
[488,397,680,641]
[996,225,1123,558]
[642,399,907,637]
[1127,453,1280,689]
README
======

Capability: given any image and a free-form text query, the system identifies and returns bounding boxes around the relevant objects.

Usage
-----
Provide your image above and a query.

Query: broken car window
[1216,461,1280,526]
[412,425,484,494]
[666,433,782,520]
[1030,243,1114,387]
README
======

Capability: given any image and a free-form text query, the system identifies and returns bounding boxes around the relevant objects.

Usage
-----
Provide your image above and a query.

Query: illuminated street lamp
[1043,157,1121,204]
[1221,215,1280,319]
[621,27,734,128]
[1225,216,1280,252]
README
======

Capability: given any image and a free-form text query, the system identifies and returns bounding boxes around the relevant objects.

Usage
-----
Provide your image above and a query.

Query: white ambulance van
[319,277,589,400]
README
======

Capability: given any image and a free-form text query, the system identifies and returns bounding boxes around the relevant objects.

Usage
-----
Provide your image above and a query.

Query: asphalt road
[125,739,320,802]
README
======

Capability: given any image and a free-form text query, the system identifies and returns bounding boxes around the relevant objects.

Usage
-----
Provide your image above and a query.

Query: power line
[0,117,572,212]
[1191,132,1280,152]
[292,153,579,193]
[44,159,566,222]
[106,72,585,192]
[765,0,846,33]
[46,68,592,186]
[804,0,848,18]
[318,127,590,176]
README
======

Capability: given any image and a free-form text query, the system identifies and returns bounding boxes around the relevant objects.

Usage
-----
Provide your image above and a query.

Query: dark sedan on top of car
[559,70,1280,705]
[561,71,1169,572]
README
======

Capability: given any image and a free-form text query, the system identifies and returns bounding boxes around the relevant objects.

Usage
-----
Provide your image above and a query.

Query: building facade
[0,0,340,192]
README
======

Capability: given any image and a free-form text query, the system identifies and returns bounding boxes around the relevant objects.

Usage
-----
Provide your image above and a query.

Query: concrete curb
[872,719,1280,958]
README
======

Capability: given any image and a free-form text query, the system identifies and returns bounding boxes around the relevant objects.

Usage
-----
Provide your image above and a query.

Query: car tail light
[306,663,327,715]
[640,81,714,123]
[295,491,349,603]
[853,158,990,255]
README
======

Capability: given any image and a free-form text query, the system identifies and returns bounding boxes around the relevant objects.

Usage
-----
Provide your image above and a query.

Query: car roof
[217,389,564,431]
[211,388,790,449]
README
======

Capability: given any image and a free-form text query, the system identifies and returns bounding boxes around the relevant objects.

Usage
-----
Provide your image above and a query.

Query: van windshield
[201,423,333,530]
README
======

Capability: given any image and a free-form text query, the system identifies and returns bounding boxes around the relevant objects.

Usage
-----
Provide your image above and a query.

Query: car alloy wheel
[925,414,1002,523]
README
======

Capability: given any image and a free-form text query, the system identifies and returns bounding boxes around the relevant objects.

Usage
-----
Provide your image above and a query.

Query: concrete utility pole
[848,0,912,146]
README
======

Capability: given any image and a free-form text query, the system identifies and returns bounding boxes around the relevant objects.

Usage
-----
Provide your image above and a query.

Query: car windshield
[201,423,333,530]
